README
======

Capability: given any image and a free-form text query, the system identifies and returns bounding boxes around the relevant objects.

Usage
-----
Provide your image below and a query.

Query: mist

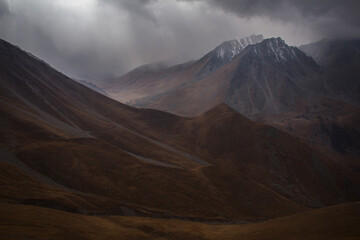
[0,0,358,80]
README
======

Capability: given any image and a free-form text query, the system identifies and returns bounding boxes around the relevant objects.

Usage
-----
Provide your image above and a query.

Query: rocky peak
[214,34,264,62]
[249,37,299,63]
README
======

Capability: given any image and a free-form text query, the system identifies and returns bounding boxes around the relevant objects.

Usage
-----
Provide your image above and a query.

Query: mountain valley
[0,34,359,239]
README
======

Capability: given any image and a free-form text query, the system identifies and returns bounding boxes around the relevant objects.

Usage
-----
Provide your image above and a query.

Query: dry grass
[0,202,359,240]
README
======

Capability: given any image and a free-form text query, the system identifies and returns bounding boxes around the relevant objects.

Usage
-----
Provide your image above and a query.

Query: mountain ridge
[101,36,360,156]
[118,37,323,118]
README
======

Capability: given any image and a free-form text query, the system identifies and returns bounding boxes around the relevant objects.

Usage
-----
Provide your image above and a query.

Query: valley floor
[0,201,359,240]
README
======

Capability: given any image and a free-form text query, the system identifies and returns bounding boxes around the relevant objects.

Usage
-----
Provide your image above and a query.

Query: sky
[0,0,359,80]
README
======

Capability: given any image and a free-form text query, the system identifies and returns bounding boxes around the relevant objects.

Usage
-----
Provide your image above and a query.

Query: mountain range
[101,36,360,157]
[102,35,323,116]
[0,34,359,239]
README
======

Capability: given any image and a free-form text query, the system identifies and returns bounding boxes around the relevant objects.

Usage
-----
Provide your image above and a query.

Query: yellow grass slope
[0,201,359,240]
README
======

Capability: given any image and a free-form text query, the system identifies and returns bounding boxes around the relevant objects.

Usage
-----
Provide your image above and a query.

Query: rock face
[224,37,323,118]
[196,34,264,79]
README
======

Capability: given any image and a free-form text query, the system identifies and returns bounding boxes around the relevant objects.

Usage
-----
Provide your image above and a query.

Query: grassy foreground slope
[0,202,359,240]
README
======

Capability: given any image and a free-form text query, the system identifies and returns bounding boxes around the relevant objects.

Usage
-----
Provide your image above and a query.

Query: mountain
[223,37,324,117]
[196,34,265,79]
[227,38,360,156]
[100,34,264,104]
[103,37,360,157]
[103,37,323,118]
[299,39,360,68]
[76,79,108,96]
[300,39,360,107]
[1,37,359,224]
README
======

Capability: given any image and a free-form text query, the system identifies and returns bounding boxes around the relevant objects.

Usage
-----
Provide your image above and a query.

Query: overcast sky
[0,0,359,80]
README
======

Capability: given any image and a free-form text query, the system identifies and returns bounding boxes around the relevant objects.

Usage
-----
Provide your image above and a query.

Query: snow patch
[262,38,298,63]
[215,34,264,61]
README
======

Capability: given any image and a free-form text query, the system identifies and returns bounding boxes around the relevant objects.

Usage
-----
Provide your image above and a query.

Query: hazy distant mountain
[300,39,360,68]
[131,60,180,72]
[300,39,360,107]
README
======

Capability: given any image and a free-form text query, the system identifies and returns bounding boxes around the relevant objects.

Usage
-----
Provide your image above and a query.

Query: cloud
[0,0,9,18]
[0,0,358,80]
[100,0,158,24]
[209,0,360,40]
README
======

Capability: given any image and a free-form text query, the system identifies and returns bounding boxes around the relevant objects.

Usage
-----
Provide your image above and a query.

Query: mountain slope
[223,37,323,117]
[105,37,360,157]
[76,79,108,96]
[101,34,264,104]
[196,34,265,79]
[300,39,360,107]
[1,201,359,240]
[120,37,323,118]
[0,38,359,222]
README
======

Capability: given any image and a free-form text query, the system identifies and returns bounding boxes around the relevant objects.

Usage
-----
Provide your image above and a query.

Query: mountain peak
[249,37,299,63]
[214,34,264,61]
[236,34,265,47]
[195,34,264,79]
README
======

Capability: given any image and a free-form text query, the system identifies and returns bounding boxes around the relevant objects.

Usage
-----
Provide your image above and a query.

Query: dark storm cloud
[0,0,9,18]
[0,0,153,80]
[0,0,359,81]
[210,0,360,39]
[100,0,158,24]
[0,0,257,80]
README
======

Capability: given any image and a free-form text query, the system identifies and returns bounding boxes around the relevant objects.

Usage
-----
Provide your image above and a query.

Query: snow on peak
[237,34,264,48]
[251,37,298,63]
[215,34,264,61]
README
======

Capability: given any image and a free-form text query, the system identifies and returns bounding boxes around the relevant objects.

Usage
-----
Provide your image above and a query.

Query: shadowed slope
[300,39,360,107]
[0,38,359,221]
[0,201,359,240]
[104,37,360,158]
